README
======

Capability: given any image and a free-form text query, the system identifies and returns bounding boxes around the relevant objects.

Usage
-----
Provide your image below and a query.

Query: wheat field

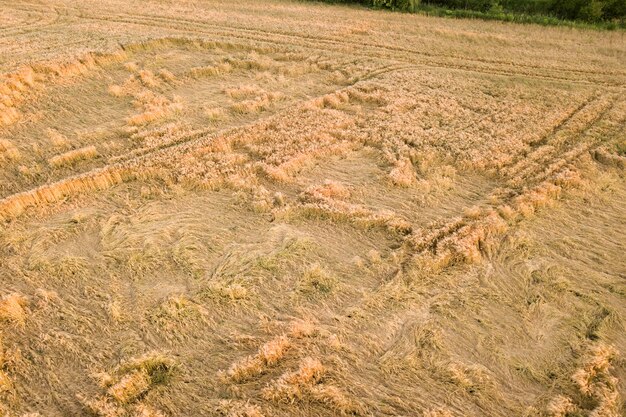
[0,0,625,416]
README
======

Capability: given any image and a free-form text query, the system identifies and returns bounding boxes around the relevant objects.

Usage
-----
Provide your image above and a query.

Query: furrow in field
[68,10,623,87]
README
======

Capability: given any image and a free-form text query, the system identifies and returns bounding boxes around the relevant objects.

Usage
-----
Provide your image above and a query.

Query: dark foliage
[315,0,626,24]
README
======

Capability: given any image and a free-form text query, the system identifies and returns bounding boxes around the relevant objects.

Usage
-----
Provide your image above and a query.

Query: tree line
[327,0,626,24]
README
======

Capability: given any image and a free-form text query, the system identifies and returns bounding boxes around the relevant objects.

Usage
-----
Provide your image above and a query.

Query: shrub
[429,0,501,12]
[374,0,420,11]
[312,0,626,23]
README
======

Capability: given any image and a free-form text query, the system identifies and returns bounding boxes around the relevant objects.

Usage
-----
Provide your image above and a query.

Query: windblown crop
[0,1,624,416]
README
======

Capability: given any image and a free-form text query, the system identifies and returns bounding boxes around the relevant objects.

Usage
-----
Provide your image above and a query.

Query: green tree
[579,0,605,20]
[373,0,421,11]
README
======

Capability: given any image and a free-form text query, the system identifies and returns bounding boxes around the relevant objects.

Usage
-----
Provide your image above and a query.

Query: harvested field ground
[0,1,625,416]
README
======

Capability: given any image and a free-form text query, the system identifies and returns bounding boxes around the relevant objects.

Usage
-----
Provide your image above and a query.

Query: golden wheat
[0,1,624,416]
[48,145,98,167]
[0,293,28,326]
[261,357,325,402]
[225,336,291,383]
